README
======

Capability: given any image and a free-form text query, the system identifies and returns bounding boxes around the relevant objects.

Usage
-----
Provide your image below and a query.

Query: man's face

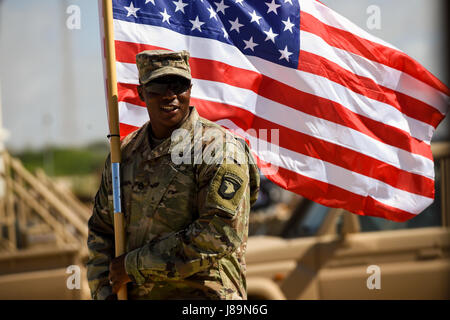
[139,75,192,138]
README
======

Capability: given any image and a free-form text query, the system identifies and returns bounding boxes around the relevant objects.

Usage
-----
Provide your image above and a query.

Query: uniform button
[137,182,145,190]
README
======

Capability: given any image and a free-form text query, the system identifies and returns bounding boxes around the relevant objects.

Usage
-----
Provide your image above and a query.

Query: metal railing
[0,151,89,255]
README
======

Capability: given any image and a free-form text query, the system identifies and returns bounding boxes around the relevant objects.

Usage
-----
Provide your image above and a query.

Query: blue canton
[113,0,301,69]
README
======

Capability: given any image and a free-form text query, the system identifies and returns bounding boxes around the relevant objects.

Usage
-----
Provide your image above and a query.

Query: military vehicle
[245,142,450,299]
[0,142,448,299]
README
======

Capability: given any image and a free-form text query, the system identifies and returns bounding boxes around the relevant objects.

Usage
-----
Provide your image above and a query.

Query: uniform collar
[132,106,199,161]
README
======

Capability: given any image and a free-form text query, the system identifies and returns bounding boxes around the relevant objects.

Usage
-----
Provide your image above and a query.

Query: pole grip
[114,211,127,300]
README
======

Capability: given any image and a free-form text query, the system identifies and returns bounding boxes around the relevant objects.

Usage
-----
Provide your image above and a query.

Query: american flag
[102,0,449,222]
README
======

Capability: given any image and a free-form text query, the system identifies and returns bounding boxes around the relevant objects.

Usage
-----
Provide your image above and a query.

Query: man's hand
[109,254,132,294]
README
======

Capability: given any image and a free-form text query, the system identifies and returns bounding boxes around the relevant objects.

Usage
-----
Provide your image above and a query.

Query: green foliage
[13,141,109,177]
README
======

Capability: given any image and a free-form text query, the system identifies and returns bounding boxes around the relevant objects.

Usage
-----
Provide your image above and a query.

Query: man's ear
[137,85,145,101]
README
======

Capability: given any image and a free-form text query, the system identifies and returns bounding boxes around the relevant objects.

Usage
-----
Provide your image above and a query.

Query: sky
[0,0,448,151]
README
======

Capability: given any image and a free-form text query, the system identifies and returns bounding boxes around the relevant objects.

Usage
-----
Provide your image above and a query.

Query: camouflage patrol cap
[136,49,191,84]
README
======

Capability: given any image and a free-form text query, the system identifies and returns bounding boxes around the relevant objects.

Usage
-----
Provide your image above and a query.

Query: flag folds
[105,0,449,222]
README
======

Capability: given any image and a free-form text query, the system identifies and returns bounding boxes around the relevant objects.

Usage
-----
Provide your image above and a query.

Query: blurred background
[0,0,448,300]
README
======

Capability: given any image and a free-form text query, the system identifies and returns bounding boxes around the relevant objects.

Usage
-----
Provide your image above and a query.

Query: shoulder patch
[205,164,249,217]
[218,173,243,200]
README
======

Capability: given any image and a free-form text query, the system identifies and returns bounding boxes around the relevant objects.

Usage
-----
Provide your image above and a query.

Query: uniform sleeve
[86,155,115,300]
[124,139,258,285]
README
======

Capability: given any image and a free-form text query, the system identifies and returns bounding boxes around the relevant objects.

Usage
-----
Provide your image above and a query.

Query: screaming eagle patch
[205,163,249,217]
[218,173,243,200]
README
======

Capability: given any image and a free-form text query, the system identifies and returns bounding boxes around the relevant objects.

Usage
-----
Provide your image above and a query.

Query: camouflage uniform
[87,105,260,299]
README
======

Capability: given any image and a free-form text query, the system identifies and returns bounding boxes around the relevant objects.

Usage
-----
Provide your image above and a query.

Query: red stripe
[255,156,417,222]
[119,114,419,221]
[119,122,138,140]
[300,50,444,128]
[115,40,168,62]
[301,12,449,96]
[116,89,435,197]
[191,97,434,198]
[118,82,142,106]
[115,40,432,159]
[116,77,432,161]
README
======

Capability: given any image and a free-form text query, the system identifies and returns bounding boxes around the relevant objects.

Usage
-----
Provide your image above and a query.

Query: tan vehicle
[245,142,450,300]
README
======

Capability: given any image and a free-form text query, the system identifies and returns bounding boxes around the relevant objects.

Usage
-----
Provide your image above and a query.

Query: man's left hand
[109,254,132,294]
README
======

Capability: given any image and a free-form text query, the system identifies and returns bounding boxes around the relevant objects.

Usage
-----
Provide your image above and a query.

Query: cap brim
[140,67,192,84]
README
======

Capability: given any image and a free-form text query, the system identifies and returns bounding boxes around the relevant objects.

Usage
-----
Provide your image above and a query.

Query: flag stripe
[118,80,435,181]
[118,101,148,127]
[116,54,434,160]
[192,97,435,198]
[118,74,436,181]
[217,118,433,215]
[114,28,438,143]
[299,29,448,116]
[117,96,434,198]
[114,16,449,114]
[299,50,444,129]
[300,0,449,97]
[301,0,398,50]
[117,76,433,163]
[114,18,446,124]
[116,100,432,219]
[254,155,417,223]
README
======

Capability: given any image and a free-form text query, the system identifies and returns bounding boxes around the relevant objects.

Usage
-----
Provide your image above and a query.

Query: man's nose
[162,87,176,98]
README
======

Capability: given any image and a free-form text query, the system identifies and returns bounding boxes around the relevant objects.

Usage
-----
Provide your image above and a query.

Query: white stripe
[119,102,149,127]
[114,18,447,116]
[114,19,257,73]
[300,30,448,116]
[218,119,432,215]
[116,62,139,85]
[116,60,434,144]
[191,79,434,179]
[247,56,434,143]
[299,0,398,50]
[117,78,435,180]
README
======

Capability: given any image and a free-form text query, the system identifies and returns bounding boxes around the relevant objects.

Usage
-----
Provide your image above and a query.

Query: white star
[221,27,229,39]
[248,10,262,25]
[173,0,188,13]
[215,0,229,15]
[190,16,205,32]
[263,27,278,43]
[124,2,140,18]
[145,0,155,5]
[279,46,293,61]
[243,37,258,51]
[160,8,171,24]
[284,0,293,4]
[228,17,244,33]
[235,0,244,5]
[207,6,218,20]
[265,0,281,15]
[282,17,295,33]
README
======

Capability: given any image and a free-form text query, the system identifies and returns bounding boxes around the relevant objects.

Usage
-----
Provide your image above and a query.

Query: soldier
[86,50,260,300]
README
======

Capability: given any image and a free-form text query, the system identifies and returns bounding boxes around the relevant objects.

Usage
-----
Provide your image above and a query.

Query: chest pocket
[150,164,197,237]
[126,160,196,249]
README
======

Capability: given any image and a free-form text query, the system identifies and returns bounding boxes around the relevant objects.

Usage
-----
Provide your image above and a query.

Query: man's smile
[160,105,180,113]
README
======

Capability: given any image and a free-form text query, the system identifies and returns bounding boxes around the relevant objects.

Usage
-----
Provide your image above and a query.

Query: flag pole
[102,0,127,300]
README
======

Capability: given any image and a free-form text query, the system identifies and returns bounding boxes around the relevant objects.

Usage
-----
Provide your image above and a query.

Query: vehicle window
[283,201,329,238]
[358,160,442,232]
[298,202,330,236]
